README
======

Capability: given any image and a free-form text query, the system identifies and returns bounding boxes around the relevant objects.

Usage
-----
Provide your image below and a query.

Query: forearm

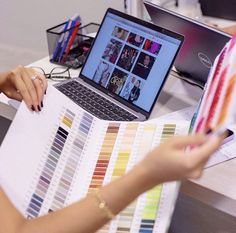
[0,164,156,233]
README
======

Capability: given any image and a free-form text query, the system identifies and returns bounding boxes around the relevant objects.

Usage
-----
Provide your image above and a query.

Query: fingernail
[44,90,47,95]
[205,129,212,135]
[38,105,41,111]
[31,106,35,111]
[41,101,44,108]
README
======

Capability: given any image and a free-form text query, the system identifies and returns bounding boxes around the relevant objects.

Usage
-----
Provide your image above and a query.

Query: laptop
[199,0,236,21]
[55,8,184,121]
[144,1,232,86]
[0,115,11,146]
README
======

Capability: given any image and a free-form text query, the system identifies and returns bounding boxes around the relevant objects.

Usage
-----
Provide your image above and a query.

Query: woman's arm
[0,134,224,233]
[0,164,147,233]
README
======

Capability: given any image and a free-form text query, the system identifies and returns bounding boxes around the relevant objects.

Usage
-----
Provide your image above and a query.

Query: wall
[0,0,124,70]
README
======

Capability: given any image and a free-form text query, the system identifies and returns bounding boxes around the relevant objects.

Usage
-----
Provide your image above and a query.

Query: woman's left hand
[0,65,47,112]
[137,133,225,191]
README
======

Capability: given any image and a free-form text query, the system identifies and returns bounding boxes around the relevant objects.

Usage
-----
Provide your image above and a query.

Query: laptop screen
[144,1,231,86]
[80,9,183,113]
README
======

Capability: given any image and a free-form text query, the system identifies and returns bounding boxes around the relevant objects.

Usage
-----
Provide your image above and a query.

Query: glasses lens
[49,67,71,81]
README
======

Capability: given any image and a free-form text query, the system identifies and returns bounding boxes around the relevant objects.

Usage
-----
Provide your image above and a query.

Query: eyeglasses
[30,66,71,81]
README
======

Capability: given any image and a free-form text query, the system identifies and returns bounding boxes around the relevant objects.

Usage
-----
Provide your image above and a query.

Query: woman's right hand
[137,133,225,191]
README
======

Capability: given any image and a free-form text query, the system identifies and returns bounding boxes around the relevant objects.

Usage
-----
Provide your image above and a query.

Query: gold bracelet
[92,190,115,220]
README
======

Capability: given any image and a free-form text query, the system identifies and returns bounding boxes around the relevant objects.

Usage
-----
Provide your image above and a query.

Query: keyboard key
[56,80,137,121]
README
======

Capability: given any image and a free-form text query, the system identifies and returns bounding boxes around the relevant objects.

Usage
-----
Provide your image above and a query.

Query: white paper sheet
[0,86,190,233]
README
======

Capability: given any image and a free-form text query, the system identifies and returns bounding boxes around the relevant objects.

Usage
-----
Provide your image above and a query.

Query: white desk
[149,1,236,29]
[1,56,236,221]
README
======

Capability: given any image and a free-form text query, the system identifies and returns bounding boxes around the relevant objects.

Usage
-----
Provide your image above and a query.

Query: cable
[170,70,204,90]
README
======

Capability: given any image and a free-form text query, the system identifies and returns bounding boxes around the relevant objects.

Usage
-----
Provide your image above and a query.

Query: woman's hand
[138,133,225,190]
[0,65,47,112]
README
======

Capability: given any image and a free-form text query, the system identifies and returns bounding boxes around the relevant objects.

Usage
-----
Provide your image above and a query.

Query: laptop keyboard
[56,80,137,121]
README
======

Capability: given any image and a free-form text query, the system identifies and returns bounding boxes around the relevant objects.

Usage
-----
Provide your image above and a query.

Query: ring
[31,75,38,81]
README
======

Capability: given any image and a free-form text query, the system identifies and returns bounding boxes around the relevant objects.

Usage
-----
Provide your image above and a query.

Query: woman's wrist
[123,160,163,195]
[98,163,160,217]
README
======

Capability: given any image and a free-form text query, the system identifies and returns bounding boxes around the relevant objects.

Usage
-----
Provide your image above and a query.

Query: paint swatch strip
[139,186,162,233]
[100,123,138,233]
[49,112,93,212]
[160,124,176,143]
[112,123,138,180]
[138,124,176,232]
[88,122,120,192]
[26,109,74,218]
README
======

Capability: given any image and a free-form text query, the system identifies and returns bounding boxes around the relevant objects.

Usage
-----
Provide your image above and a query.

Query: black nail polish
[31,106,35,111]
[41,101,44,108]
[38,105,41,111]
[206,129,212,135]
[44,90,47,95]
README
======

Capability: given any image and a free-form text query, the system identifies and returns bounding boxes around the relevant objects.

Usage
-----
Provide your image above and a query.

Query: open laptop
[199,0,236,21]
[144,1,232,86]
[0,115,11,146]
[55,8,184,121]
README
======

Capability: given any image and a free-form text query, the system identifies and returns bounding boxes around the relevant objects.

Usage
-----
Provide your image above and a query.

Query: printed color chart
[26,109,74,218]
[88,123,120,192]
[0,87,190,233]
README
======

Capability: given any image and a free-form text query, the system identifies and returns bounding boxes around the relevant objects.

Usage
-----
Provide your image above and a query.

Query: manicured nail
[41,101,44,108]
[38,105,41,111]
[205,129,212,135]
[44,90,47,95]
[31,106,35,111]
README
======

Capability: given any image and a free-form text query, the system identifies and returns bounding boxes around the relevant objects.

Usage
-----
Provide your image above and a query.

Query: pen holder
[46,22,100,69]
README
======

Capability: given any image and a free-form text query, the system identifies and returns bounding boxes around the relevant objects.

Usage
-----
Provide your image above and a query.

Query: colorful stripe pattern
[138,124,176,233]
[115,124,157,233]
[160,124,176,143]
[88,122,120,192]
[26,117,179,233]
[139,186,162,233]
[217,74,236,126]
[112,123,138,180]
[99,123,138,233]
[26,109,75,218]
[49,112,93,212]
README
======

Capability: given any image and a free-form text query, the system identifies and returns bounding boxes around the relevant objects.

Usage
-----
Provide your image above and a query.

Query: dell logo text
[198,52,212,69]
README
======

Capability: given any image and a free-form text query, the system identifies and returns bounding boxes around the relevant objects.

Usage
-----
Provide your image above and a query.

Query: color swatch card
[192,34,236,134]
[0,86,190,233]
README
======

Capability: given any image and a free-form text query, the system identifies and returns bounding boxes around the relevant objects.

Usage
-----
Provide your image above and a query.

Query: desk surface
[161,2,236,29]
[1,56,236,216]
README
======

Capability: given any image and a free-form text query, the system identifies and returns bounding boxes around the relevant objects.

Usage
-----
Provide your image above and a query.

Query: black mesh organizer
[46,22,100,69]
